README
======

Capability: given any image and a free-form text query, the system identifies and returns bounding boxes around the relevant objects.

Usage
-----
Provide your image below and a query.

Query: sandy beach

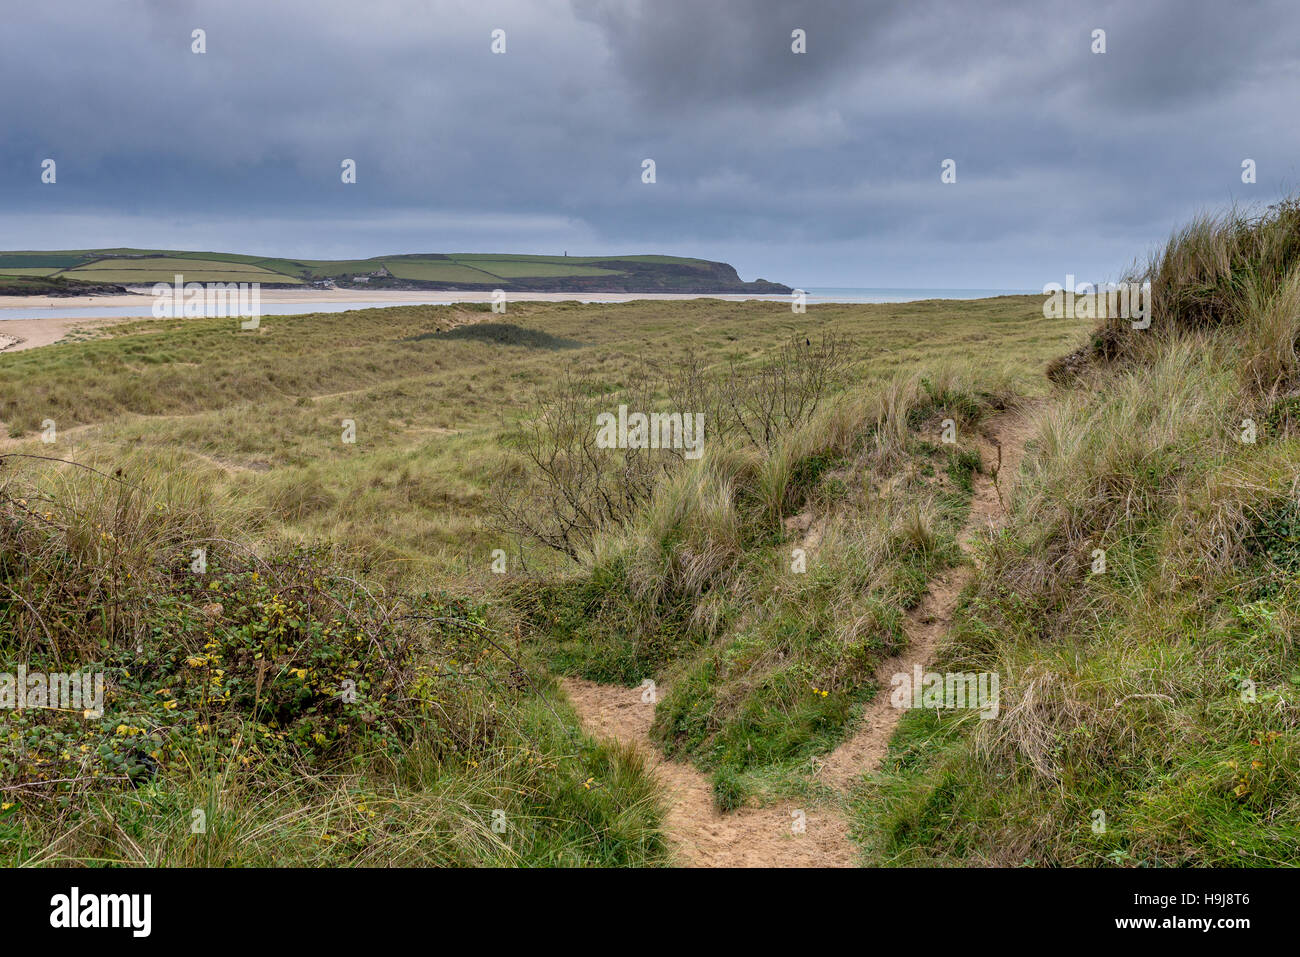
[0,316,128,353]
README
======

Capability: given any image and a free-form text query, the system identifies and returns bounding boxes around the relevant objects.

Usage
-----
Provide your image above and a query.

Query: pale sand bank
[0,317,123,353]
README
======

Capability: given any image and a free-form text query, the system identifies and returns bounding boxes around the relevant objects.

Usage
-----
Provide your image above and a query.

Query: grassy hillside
[0,249,791,294]
[0,292,1075,866]
[505,199,1300,865]
[0,296,1074,574]
[62,256,298,285]
[855,199,1300,865]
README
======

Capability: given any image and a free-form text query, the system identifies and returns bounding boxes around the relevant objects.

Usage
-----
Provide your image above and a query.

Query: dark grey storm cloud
[1,0,1297,286]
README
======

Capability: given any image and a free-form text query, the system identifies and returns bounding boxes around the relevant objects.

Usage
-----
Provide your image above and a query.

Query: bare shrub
[490,369,683,560]
[494,336,852,558]
[716,333,852,449]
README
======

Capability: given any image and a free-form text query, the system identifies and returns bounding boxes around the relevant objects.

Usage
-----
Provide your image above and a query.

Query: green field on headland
[0,249,790,294]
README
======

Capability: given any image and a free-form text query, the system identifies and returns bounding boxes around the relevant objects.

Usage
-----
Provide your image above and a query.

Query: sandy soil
[561,404,1039,867]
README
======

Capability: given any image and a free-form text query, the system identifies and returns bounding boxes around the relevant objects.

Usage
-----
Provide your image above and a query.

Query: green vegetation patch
[59,257,302,285]
[460,260,625,279]
[382,260,508,284]
[409,322,584,350]
[0,254,90,269]
[0,460,667,867]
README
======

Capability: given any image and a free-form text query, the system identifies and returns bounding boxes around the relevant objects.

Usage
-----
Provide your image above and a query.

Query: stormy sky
[2,0,1297,287]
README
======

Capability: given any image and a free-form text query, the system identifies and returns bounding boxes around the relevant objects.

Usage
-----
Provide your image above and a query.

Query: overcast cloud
[2,0,1297,286]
